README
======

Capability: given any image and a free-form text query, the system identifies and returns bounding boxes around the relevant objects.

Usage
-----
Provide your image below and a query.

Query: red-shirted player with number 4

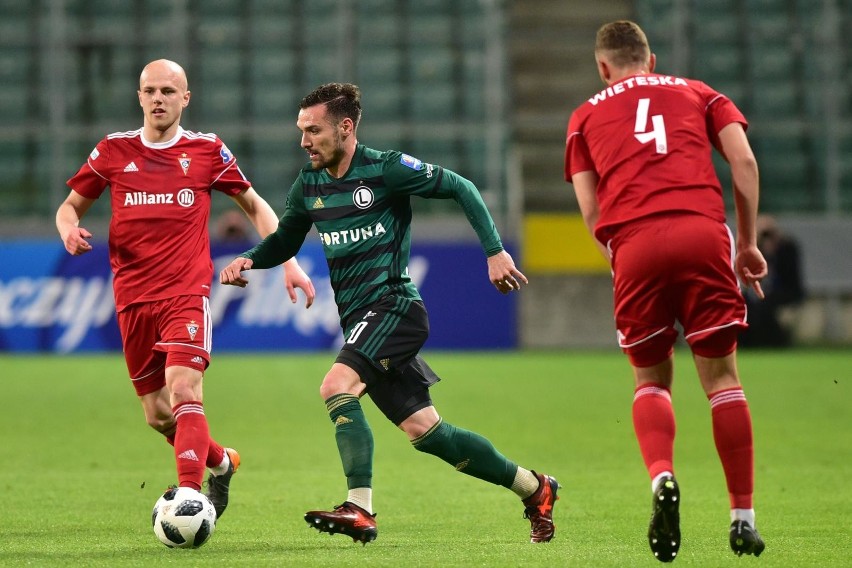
[56,59,316,520]
[565,21,767,562]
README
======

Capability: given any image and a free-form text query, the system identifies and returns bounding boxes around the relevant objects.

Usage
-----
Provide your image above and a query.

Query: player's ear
[183,90,191,108]
[648,53,656,73]
[596,58,611,84]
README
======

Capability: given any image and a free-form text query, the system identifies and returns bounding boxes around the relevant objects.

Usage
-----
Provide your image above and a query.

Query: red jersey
[564,73,747,242]
[67,127,251,311]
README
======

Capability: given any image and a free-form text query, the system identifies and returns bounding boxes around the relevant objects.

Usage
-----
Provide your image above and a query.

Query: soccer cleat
[304,502,378,545]
[203,447,240,520]
[648,475,680,563]
[522,471,560,543]
[730,520,765,557]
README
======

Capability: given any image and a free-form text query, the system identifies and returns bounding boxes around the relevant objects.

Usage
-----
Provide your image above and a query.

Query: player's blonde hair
[595,20,651,68]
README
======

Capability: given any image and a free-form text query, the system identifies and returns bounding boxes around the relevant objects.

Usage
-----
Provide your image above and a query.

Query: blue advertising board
[0,240,517,352]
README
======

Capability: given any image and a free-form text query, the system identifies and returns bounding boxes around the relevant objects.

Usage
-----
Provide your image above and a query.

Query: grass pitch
[0,349,849,566]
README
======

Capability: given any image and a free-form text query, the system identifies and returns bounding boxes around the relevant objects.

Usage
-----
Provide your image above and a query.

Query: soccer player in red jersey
[565,21,768,561]
[56,59,316,519]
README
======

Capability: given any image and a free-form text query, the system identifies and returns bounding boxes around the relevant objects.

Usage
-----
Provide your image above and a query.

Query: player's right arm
[571,170,610,261]
[56,189,96,256]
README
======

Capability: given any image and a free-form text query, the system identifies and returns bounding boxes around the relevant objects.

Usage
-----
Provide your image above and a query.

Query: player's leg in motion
[141,386,239,518]
[407,405,560,543]
[694,353,765,557]
[632,358,681,563]
[166,364,211,491]
[305,364,378,544]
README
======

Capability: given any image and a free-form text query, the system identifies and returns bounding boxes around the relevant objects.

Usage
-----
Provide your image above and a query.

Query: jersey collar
[140,126,184,150]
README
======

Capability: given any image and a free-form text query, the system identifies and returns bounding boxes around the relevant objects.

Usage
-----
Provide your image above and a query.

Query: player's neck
[325,140,358,179]
[142,123,182,145]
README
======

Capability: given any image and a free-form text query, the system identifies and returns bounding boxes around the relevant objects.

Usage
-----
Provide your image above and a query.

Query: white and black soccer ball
[151,486,216,549]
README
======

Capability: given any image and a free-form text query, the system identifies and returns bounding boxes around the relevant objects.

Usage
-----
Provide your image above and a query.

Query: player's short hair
[301,83,362,128]
[595,20,651,68]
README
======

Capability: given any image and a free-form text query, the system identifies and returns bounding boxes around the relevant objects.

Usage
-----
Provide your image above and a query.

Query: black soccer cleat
[203,448,240,519]
[730,520,765,557]
[305,501,378,545]
[648,475,681,563]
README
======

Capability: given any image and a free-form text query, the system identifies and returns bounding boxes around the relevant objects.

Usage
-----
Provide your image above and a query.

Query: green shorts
[336,295,441,424]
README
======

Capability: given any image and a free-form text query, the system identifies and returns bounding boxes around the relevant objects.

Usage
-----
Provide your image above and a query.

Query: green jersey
[242,144,504,325]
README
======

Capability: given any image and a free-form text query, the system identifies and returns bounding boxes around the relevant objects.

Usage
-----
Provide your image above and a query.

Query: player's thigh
[673,218,747,357]
[610,218,679,365]
[152,295,211,374]
[118,303,166,396]
[339,295,429,376]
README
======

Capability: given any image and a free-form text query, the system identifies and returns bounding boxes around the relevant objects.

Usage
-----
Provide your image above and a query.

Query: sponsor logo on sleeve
[220,144,233,164]
[400,154,422,170]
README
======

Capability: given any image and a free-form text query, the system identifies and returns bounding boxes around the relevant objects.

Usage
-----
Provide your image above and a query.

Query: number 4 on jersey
[634,98,668,154]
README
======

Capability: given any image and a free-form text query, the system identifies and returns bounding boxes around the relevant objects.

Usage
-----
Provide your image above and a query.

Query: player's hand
[283,258,316,309]
[735,245,767,300]
[219,257,254,287]
[487,250,529,294]
[61,226,93,256]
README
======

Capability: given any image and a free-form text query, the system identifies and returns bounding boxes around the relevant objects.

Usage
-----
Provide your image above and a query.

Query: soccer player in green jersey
[219,83,559,544]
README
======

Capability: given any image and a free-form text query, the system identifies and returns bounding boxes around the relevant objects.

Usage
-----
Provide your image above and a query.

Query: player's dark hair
[595,20,650,67]
[301,83,362,129]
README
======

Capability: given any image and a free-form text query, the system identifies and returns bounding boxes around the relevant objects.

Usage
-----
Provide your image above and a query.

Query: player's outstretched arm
[220,257,254,288]
[56,190,96,256]
[487,250,528,294]
[231,188,316,307]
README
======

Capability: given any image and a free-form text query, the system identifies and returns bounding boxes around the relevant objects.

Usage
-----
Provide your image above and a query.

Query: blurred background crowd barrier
[1,0,850,350]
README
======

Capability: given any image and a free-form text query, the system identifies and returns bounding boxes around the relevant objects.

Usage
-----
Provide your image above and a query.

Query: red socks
[172,401,210,490]
[165,431,224,469]
[632,384,676,480]
[709,388,754,509]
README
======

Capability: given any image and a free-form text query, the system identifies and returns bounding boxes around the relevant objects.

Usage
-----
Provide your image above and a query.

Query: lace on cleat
[648,475,680,563]
[304,501,378,545]
[522,471,560,543]
[203,448,240,519]
[730,520,765,557]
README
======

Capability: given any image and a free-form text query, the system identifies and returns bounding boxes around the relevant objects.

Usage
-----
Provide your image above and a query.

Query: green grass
[0,350,849,566]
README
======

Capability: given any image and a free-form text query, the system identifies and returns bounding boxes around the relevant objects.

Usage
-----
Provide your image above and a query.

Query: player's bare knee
[148,416,176,434]
[320,364,363,400]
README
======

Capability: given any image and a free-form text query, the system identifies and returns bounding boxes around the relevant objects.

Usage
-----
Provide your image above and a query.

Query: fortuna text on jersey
[319,222,387,247]
[588,75,688,105]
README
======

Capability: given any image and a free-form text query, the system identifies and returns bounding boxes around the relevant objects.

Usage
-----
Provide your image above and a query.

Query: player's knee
[146,414,176,434]
[320,364,363,400]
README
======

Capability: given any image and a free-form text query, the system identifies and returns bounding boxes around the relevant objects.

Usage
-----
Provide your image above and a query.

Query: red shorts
[117,295,212,396]
[608,214,747,367]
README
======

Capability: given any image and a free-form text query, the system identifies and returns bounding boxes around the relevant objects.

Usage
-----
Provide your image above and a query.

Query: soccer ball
[151,486,217,548]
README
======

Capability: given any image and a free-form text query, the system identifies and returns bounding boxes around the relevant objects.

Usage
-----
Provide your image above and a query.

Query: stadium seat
[748,80,800,117]
[691,42,743,81]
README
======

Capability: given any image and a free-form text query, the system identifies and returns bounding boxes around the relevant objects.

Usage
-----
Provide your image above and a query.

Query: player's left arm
[230,187,315,308]
[435,169,527,294]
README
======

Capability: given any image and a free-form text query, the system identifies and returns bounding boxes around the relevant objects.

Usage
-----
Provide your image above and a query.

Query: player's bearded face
[298,109,345,170]
[311,129,346,170]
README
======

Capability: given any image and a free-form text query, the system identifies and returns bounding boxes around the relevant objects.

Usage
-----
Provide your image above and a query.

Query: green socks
[412,419,517,488]
[326,394,374,489]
